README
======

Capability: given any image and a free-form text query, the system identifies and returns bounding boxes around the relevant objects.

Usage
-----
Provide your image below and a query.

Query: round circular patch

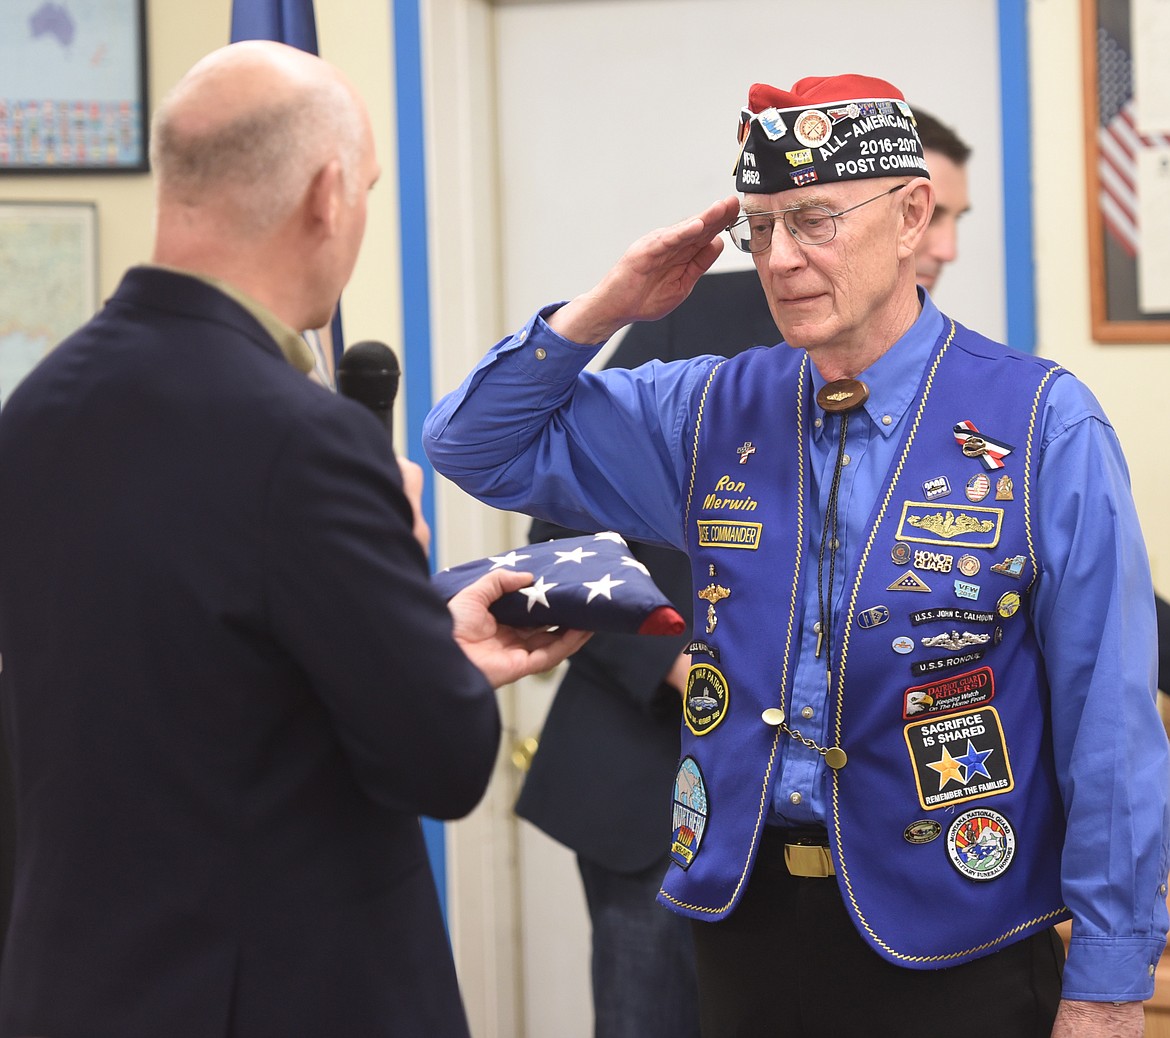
[892,635,914,654]
[891,541,912,566]
[904,819,942,845]
[684,663,729,736]
[996,590,1021,618]
[670,756,709,870]
[947,809,1016,881]
[793,109,832,148]
[957,554,980,577]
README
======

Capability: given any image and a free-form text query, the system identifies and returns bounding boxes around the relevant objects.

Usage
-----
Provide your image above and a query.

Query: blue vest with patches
[661,317,1073,968]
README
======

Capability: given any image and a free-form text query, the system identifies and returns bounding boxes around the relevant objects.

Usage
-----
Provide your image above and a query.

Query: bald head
[148,41,379,331]
[151,41,367,236]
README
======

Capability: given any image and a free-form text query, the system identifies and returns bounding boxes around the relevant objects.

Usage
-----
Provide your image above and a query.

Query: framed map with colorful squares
[0,0,148,172]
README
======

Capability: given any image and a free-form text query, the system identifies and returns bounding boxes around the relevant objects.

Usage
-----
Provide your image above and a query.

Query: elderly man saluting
[425,74,1169,1038]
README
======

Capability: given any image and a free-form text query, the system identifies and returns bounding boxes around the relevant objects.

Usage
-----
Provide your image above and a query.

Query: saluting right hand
[547,195,742,347]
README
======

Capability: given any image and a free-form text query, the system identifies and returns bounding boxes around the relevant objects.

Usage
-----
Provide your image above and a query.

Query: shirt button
[518,329,527,341]
[841,454,851,465]
[1162,884,1167,895]
[789,792,802,806]
[814,417,823,428]
[882,415,892,426]
[534,348,547,361]
[1152,964,1157,977]
[801,706,814,720]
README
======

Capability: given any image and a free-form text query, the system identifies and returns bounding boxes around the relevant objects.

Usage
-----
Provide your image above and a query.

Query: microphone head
[337,341,401,423]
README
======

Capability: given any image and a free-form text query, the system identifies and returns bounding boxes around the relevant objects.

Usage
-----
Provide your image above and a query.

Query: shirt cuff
[502,305,607,383]
[1063,935,1165,1001]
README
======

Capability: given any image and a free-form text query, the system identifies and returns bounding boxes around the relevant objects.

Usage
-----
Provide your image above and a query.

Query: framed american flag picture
[1082,0,1170,342]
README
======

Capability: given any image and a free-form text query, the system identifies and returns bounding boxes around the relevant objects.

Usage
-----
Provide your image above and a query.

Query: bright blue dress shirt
[424,290,1170,1002]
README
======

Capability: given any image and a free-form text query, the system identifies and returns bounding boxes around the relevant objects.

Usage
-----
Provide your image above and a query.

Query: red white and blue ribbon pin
[953,420,1015,471]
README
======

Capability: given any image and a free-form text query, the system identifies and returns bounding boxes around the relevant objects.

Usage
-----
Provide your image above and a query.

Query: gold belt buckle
[784,841,835,878]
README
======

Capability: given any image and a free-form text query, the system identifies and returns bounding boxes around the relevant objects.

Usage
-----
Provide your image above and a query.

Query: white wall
[487,0,1006,344]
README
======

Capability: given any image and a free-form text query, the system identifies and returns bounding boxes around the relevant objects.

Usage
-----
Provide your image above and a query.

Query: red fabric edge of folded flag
[637,606,686,636]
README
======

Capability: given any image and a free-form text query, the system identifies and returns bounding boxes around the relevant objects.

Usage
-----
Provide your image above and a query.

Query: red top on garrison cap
[747,74,907,111]
[735,73,929,194]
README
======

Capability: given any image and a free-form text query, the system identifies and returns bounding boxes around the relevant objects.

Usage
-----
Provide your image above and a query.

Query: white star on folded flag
[621,556,651,576]
[554,546,597,564]
[593,531,628,545]
[583,573,624,602]
[518,575,557,611]
[430,532,685,634]
[488,550,531,570]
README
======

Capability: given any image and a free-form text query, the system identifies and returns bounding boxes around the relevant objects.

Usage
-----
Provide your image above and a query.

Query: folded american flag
[431,531,686,635]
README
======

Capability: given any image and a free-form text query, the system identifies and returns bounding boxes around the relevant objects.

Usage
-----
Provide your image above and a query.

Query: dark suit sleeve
[0,711,12,947]
[265,405,500,820]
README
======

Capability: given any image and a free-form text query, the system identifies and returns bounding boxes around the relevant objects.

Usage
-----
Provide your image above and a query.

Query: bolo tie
[761,377,869,772]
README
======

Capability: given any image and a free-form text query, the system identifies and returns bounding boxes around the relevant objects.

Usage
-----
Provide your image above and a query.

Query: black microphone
[337,340,401,451]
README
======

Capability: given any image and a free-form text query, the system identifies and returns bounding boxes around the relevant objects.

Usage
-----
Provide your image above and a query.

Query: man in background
[912,108,972,293]
[516,106,973,1038]
[0,41,586,1038]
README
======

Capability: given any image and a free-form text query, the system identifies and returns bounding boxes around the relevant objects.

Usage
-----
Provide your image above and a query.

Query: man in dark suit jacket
[0,41,585,1038]
[518,269,777,1038]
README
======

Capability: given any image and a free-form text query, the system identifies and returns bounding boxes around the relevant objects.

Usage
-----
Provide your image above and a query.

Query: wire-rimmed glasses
[726,184,906,253]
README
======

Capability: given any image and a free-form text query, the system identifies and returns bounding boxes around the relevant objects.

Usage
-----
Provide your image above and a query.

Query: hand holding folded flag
[432,531,686,635]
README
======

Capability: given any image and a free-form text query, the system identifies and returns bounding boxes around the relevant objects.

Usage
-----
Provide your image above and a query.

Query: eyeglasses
[726,184,906,253]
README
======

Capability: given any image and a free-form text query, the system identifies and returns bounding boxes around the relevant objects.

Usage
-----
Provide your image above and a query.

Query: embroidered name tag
[697,520,763,550]
[910,649,987,676]
[904,706,1014,810]
[910,607,996,626]
[895,501,1004,550]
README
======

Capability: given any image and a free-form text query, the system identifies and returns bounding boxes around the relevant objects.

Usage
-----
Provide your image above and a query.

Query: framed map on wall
[0,202,98,405]
[0,0,148,172]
